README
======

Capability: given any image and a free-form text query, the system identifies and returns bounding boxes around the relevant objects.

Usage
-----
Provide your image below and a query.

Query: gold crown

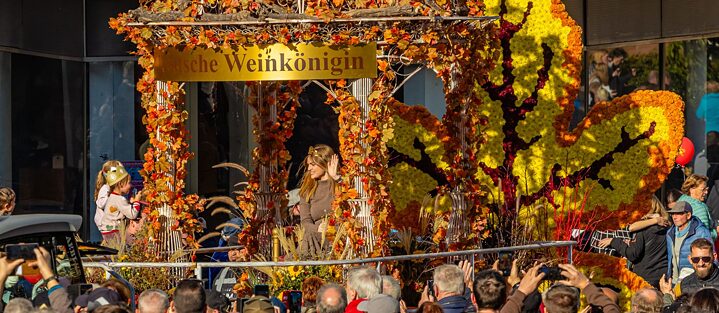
[308,146,322,158]
[105,166,129,187]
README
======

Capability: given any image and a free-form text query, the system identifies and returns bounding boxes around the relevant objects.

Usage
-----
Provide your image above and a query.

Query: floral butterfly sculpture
[385,0,684,292]
[476,0,684,233]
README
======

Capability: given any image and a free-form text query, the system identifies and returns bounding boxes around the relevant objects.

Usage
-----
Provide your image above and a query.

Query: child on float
[93,160,124,230]
[0,187,16,216]
[98,165,142,243]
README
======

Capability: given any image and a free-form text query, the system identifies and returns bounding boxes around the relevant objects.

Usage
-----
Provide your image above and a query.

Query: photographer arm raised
[500,264,545,313]
[558,264,620,313]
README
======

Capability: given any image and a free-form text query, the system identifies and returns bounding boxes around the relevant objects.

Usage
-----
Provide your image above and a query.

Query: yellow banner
[154,43,377,82]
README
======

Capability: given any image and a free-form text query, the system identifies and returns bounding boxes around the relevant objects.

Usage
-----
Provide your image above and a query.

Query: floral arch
[111,0,685,298]
[111,0,499,257]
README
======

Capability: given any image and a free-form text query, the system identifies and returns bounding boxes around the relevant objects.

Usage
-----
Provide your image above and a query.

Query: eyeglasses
[690,256,713,264]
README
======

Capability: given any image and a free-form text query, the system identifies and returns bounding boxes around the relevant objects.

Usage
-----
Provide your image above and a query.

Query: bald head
[138,289,169,313]
[630,288,663,313]
[317,283,347,313]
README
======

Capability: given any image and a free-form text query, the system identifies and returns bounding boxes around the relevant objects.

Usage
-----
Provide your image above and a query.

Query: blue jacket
[438,295,471,313]
[697,93,719,134]
[666,217,713,279]
[679,194,717,240]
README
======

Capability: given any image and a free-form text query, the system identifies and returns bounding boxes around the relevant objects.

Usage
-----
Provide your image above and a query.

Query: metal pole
[126,16,498,27]
[84,241,576,269]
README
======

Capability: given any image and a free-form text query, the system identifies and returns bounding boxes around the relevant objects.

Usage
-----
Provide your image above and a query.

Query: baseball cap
[242,295,274,313]
[205,289,231,313]
[357,294,400,313]
[667,201,692,214]
[75,287,122,311]
[221,217,246,242]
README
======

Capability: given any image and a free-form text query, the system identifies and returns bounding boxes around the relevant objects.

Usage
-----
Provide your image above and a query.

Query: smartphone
[5,243,38,260]
[283,290,302,313]
[254,284,270,298]
[426,280,434,298]
[539,266,565,281]
[498,251,513,276]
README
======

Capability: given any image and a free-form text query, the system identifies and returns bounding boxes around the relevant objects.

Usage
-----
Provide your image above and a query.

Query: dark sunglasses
[690,256,713,264]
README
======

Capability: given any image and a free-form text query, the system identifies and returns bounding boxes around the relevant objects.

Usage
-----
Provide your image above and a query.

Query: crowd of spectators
[4,243,719,313]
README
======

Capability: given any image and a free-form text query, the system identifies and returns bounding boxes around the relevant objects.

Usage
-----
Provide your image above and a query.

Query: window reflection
[11,55,84,215]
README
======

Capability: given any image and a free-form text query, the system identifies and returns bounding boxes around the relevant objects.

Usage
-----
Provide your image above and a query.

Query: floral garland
[238,81,301,255]
[135,52,205,248]
[328,86,367,255]
[326,71,397,256]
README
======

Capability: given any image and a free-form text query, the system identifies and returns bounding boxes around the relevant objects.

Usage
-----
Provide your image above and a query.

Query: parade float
[109,0,685,306]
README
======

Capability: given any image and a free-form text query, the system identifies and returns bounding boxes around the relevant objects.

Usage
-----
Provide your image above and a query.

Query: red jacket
[345,298,366,313]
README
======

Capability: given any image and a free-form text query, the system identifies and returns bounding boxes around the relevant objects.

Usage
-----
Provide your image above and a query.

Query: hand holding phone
[426,280,434,297]
[498,252,513,277]
[539,266,564,281]
[288,291,302,313]
[254,284,270,298]
[5,243,38,260]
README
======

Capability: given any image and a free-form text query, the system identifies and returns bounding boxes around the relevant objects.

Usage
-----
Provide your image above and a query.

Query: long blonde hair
[0,187,15,209]
[642,195,669,221]
[299,144,335,202]
[95,160,123,200]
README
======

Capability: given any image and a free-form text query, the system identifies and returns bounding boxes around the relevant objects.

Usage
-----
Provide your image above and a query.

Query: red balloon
[676,137,695,166]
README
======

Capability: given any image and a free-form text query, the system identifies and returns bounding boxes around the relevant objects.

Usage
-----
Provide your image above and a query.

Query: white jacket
[98,193,140,233]
[94,184,110,229]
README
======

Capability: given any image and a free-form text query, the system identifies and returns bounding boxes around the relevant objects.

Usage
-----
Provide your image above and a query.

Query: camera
[282,290,302,313]
[539,266,564,281]
[254,284,270,298]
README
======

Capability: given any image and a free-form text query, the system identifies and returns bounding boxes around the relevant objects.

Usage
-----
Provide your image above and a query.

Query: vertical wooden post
[350,78,375,256]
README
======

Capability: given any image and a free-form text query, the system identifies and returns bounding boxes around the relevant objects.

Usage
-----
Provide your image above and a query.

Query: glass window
[585,45,660,107]
[668,38,719,179]
[10,54,85,216]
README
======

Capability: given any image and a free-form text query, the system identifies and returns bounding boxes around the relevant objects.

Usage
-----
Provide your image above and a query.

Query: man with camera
[500,264,620,313]
[418,264,472,313]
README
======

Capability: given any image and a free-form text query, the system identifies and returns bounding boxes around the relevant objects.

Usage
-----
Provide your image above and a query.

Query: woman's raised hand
[328,154,340,181]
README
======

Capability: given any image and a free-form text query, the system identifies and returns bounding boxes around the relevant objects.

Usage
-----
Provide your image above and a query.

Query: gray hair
[381,275,401,300]
[347,267,382,298]
[433,264,465,295]
[630,288,664,313]
[138,288,170,313]
[317,283,348,313]
[5,298,33,313]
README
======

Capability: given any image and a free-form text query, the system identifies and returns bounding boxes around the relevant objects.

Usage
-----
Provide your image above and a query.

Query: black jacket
[609,224,668,288]
[679,264,719,295]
